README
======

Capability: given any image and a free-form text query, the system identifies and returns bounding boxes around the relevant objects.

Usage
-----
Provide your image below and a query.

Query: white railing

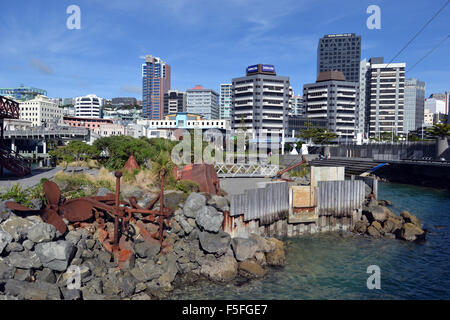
[215,163,279,177]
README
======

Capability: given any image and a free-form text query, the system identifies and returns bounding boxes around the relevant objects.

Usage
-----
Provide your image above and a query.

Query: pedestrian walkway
[0,167,62,191]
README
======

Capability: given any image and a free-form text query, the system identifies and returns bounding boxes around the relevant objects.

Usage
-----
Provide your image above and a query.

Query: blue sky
[0,0,448,99]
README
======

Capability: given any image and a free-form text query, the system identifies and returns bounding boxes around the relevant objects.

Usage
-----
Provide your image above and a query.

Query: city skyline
[1,0,448,99]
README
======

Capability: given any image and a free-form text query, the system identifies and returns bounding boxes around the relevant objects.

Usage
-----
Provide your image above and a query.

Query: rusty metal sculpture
[5,170,173,267]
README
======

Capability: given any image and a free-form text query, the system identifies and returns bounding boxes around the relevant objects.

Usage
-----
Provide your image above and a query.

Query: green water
[171,182,450,299]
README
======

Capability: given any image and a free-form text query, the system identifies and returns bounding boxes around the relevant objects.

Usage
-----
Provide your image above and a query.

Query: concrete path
[0,167,62,191]
[219,177,271,196]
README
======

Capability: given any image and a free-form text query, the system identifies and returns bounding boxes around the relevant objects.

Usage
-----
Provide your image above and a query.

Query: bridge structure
[214,163,280,178]
[0,95,31,176]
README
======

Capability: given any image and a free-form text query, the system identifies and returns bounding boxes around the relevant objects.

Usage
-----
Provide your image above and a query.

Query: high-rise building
[231,64,290,137]
[0,86,47,101]
[362,57,406,137]
[304,71,359,142]
[424,98,446,114]
[186,85,219,120]
[404,78,425,133]
[164,90,186,115]
[142,55,171,119]
[74,94,103,118]
[220,84,232,119]
[289,95,305,116]
[428,93,449,115]
[19,95,64,126]
[317,33,361,82]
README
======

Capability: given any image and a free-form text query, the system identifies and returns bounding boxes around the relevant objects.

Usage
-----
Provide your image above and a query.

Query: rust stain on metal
[5,164,173,269]
[175,163,221,195]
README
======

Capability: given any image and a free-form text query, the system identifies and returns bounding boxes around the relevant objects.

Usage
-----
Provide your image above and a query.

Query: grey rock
[35,268,56,283]
[179,218,194,235]
[97,250,112,264]
[22,240,34,251]
[198,230,231,256]
[121,185,144,199]
[134,241,160,259]
[6,242,24,253]
[4,279,61,300]
[183,193,206,218]
[117,276,137,298]
[132,260,163,282]
[164,190,185,210]
[249,234,274,253]
[0,216,36,241]
[231,237,259,262]
[200,253,238,282]
[65,230,82,245]
[30,199,42,210]
[27,222,57,243]
[0,230,13,254]
[207,195,229,211]
[35,240,76,272]
[196,206,223,233]
[8,251,42,269]
[13,268,32,281]
[96,187,112,197]
[0,260,15,280]
[86,239,96,250]
[61,288,82,300]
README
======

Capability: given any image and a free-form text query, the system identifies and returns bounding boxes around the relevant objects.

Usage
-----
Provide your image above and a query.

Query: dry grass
[130,169,158,192]
[58,160,100,169]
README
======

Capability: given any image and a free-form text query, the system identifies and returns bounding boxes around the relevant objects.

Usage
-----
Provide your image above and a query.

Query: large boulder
[131,260,164,282]
[400,211,421,227]
[249,234,275,253]
[27,222,58,244]
[265,238,285,266]
[383,217,403,234]
[4,279,61,300]
[164,191,185,210]
[207,195,229,211]
[0,230,13,254]
[353,220,368,234]
[134,238,161,259]
[196,206,224,233]
[198,230,231,256]
[238,260,267,278]
[121,185,144,200]
[231,237,259,262]
[367,225,381,238]
[200,254,238,282]
[399,223,425,241]
[7,251,42,269]
[0,216,35,241]
[0,260,15,280]
[35,240,76,272]
[183,193,206,218]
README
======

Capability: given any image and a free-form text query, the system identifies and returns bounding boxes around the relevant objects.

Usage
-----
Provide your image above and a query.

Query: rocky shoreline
[351,197,426,241]
[0,192,285,300]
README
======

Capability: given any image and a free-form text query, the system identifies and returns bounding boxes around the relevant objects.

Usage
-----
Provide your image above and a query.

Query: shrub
[176,180,200,194]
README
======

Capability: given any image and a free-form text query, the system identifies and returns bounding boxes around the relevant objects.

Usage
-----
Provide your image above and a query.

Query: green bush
[1,184,33,206]
[176,180,200,194]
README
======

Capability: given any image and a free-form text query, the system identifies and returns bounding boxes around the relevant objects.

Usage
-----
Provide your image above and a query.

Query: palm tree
[426,123,450,158]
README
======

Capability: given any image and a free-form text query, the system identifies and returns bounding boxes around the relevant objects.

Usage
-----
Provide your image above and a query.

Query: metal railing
[215,163,279,177]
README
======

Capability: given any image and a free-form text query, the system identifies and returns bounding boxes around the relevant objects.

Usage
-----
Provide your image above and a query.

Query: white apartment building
[289,95,305,116]
[186,85,220,120]
[74,94,103,118]
[19,95,64,126]
[304,71,359,142]
[220,84,232,119]
[231,64,290,137]
[363,57,406,137]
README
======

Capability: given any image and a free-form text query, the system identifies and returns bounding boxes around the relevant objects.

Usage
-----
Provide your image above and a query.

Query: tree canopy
[426,123,450,139]
[297,122,338,144]
[49,140,98,163]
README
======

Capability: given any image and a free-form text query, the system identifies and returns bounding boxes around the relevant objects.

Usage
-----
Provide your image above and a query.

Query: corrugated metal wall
[229,181,289,225]
[317,180,366,217]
